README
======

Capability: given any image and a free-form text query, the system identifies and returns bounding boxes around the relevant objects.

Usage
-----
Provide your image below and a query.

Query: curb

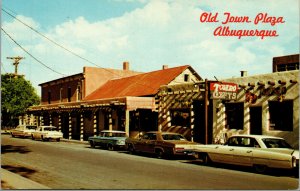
[61,138,89,145]
[1,168,50,189]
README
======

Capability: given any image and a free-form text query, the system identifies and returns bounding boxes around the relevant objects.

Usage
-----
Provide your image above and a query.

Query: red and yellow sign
[210,82,238,100]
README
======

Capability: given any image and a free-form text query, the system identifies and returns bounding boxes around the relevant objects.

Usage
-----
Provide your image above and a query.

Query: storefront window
[225,102,244,130]
[170,109,191,127]
[268,100,293,131]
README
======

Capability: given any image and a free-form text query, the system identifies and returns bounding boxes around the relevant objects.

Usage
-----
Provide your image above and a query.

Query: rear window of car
[44,127,58,131]
[262,138,293,149]
[162,134,186,141]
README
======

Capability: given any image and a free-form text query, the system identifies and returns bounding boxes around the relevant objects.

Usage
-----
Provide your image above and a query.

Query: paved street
[1,134,299,189]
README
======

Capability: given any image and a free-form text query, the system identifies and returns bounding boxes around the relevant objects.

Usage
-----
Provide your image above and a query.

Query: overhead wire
[1,27,66,76]
[1,7,159,92]
[2,8,102,68]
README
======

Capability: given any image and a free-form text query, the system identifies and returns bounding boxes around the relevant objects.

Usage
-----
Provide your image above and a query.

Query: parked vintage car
[31,126,63,142]
[125,131,200,158]
[88,130,128,150]
[10,125,37,138]
[192,134,299,173]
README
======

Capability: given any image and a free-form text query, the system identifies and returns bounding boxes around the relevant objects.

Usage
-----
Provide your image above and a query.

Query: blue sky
[1,0,299,96]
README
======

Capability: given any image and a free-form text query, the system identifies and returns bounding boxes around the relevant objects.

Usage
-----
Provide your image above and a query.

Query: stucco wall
[213,71,299,147]
[168,68,201,85]
[84,67,141,97]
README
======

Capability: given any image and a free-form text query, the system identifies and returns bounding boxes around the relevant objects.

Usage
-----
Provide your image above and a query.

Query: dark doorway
[225,102,244,130]
[193,100,213,144]
[61,113,69,139]
[71,113,81,140]
[129,109,158,133]
[249,106,262,135]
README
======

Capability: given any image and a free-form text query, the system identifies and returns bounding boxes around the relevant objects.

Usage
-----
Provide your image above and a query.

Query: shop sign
[210,82,238,100]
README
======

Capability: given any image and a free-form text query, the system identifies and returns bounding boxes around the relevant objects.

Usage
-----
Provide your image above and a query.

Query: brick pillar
[190,104,194,142]
[49,114,52,126]
[93,112,97,136]
[40,116,44,126]
[167,111,171,128]
[68,113,72,140]
[80,114,84,141]
[108,113,112,131]
[125,110,130,136]
[58,114,62,132]
[27,114,30,125]
[158,96,162,132]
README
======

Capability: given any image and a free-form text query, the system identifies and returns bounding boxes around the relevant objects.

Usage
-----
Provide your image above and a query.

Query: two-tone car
[192,134,299,174]
[31,126,63,142]
[10,125,37,138]
[125,131,200,159]
[88,130,128,150]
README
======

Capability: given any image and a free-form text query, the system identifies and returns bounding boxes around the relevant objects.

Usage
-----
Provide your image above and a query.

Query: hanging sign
[210,82,238,100]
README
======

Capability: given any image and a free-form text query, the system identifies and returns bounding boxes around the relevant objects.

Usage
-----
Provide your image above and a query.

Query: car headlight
[116,140,125,145]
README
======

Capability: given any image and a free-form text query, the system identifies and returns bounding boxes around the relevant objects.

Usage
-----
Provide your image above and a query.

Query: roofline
[39,73,83,86]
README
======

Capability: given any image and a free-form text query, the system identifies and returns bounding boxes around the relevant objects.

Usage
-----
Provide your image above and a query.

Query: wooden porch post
[125,110,130,136]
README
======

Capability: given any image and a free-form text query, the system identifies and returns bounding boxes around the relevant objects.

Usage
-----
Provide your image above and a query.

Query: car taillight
[292,156,297,168]
[175,147,185,152]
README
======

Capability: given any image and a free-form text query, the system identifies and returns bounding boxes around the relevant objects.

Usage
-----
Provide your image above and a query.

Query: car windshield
[262,138,293,149]
[162,134,186,141]
[44,127,58,131]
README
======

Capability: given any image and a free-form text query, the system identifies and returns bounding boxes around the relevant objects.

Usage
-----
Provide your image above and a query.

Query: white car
[31,126,63,142]
[192,135,299,174]
[10,125,37,138]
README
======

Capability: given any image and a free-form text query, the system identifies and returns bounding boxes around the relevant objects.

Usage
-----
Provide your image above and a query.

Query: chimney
[240,71,247,77]
[123,61,129,71]
[162,65,168,70]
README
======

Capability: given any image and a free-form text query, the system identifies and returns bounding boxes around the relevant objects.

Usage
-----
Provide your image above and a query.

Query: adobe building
[157,54,299,147]
[26,63,202,141]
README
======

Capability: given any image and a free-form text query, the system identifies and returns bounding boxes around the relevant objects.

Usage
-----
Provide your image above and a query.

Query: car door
[209,144,235,164]
[14,126,23,136]
[134,133,149,152]
[144,133,157,153]
[231,137,255,166]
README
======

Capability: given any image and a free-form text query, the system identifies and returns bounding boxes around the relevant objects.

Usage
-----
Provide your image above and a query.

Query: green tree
[1,74,40,127]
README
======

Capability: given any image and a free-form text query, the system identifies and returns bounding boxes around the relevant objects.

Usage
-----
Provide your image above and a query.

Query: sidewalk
[1,168,50,189]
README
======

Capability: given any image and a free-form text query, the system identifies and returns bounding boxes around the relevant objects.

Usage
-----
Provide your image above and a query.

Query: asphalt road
[1,134,299,189]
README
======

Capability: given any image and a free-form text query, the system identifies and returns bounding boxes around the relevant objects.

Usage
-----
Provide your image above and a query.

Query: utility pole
[6,56,25,77]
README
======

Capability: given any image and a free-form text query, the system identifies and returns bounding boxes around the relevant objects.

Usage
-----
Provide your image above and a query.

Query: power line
[1,7,158,92]
[1,27,66,76]
[2,8,101,68]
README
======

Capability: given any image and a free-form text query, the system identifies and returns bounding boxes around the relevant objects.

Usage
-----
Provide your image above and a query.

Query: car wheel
[56,138,60,142]
[254,164,268,174]
[128,144,135,154]
[89,141,95,148]
[11,133,15,138]
[107,144,114,151]
[31,135,35,140]
[41,136,45,141]
[201,153,212,165]
[156,149,164,159]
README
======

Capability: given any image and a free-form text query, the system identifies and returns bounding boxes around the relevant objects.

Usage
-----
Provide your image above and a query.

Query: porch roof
[28,96,155,112]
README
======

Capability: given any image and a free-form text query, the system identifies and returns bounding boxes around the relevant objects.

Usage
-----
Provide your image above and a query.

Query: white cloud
[1,0,299,95]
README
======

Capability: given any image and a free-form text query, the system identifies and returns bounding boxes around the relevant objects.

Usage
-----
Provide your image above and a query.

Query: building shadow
[1,145,31,154]
[1,165,36,178]
[182,160,299,178]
